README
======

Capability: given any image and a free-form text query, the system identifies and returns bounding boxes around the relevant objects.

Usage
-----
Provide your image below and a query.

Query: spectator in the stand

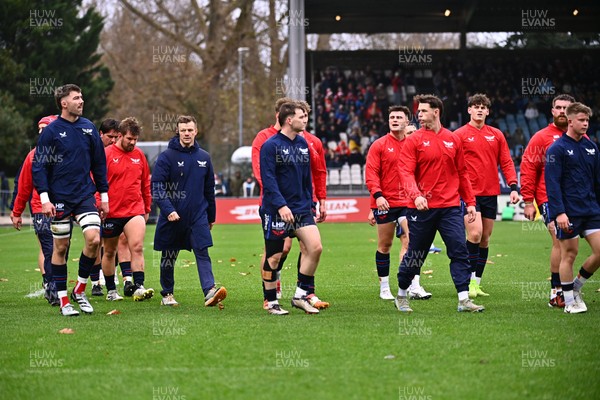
[348,148,365,166]
[214,174,226,196]
[347,113,360,132]
[391,71,403,104]
[229,170,243,197]
[242,177,256,198]
[335,104,349,126]
[513,127,527,150]
[368,125,379,145]
[316,124,327,143]
[335,140,350,164]
[525,102,540,121]
[348,127,362,150]
[326,124,340,143]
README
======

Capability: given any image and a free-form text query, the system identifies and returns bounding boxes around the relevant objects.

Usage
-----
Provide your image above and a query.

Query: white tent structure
[231,146,252,164]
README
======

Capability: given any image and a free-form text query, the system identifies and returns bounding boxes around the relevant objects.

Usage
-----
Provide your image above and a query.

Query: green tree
[0,0,113,173]
[501,32,600,49]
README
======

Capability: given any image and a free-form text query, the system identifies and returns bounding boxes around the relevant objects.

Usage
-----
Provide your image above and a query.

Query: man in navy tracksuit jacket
[152,115,227,307]
[545,102,600,314]
[259,102,327,315]
[32,84,108,316]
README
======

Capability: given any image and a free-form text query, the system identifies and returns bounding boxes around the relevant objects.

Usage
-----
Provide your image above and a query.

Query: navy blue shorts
[32,213,53,236]
[102,215,141,238]
[51,196,98,238]
[261,212,316,240]
[53,196,98,222]
[555,215,600,240]
[461,196,497,220]
[372,207,406,225]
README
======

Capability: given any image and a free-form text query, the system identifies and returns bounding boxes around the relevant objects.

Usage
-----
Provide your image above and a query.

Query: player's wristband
[373,192,383,200]
[100,193,109,202]
[510,184,518,193]
[40,192,50,204]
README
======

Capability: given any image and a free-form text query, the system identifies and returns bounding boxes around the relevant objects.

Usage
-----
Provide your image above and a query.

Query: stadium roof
[304,0,600,34]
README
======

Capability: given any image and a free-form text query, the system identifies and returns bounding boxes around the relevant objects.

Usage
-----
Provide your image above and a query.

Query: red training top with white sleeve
[399,126,475,208]
[299,130,327,202]
[251,126,278,205]
[252,126,326,205]
[12,149,42,217]
[455,123,517,196]
[520,124,563,205]
[104,144,151,218]
[365,133,408,208]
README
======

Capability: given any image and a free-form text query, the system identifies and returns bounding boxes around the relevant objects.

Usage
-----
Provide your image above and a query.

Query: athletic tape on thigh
[76,212,101,232]
[51,219,72,239]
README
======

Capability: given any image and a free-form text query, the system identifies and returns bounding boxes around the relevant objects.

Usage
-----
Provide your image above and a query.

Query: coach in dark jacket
[152,115,227,307]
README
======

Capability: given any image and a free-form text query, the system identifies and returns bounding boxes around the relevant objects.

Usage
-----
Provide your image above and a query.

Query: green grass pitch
[0,221,599,399]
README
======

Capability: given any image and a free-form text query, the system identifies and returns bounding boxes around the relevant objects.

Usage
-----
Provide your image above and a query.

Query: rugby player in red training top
[455,94,519,299]
[521,94,575,308]
[253,98,329,310]
[545,102,600,314]
[11,115,59,306]
[101,117,154,302]
[397,94,484,313]
[366,105,431,301]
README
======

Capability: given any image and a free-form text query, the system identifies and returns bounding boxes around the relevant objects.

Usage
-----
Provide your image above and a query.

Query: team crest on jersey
[387,147,394,152]
[130,158,140,164]
[177,161,184,167]
[282,148,290,155]
[59,132,67,138]
[410,215,417,221]
[299,148,308,155]
[112,158,120,163]
[485,135,495,141]
[422,141,430,147]
[467,137,475,142]
[197,160,207,167]
[443,141,454,149]
[585,148,596,155]
[82,128,93,135]
[567,150,574,156]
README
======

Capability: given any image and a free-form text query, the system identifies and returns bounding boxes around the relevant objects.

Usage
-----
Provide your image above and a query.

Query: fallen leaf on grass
[217,260,223,263]
[422,270,433,275]
[248,264,255,268]
[230,257,237,262]
[384,355,395,360]
[486,260,495,264]
[59,328,75,334]
[0,278,8,282]
[597,288,600,292]
[69,280,76,283]
[35,268,41,272]
[72,258,79,262]
[496,254,502,257]
[106,309,121,315]
[239,272,250,276]
[218,302,224,310]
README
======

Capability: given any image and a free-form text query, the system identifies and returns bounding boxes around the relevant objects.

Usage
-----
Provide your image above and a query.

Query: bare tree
[101,0,288,170]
